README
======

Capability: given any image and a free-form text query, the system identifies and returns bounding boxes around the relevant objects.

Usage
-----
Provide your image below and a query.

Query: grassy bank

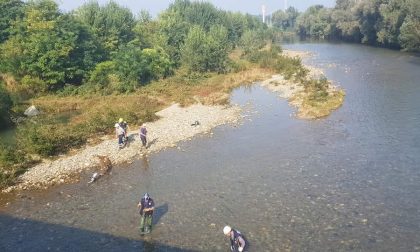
[0,46,344,189]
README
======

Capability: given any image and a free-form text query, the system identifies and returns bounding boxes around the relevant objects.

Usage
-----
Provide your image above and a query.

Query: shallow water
[1,43,420,251]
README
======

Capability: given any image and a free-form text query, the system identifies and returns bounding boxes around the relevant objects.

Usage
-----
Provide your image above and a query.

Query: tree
[0,0,25,43]
[376,0,408,48]
[181,25,230,73]
[239,30,265,55]
[272,9,289,30]
[0,0,102,91]
[297,5,333,39]
[133,10,165,50]
[181,25,208,72]
[74,1,135,54]
[113,44,173,90]
[398,0,420,52]
[206,25,230,72]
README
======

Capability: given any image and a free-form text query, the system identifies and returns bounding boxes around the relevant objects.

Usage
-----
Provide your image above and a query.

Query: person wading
[223,225,247,252]
[138,193,155,234]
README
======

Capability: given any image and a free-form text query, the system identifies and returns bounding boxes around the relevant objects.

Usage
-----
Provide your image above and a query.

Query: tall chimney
[262,5,266,23]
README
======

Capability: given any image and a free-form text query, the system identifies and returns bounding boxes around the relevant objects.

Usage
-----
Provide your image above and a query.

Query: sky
[57,0,336,17]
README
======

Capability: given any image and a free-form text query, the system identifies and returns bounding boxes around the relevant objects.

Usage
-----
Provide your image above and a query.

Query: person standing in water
[223,225,247,252]
[139,123,147,148]
[138,193,154,234]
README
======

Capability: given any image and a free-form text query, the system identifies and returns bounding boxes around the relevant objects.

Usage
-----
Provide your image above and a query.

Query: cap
[223,226,231,235]
[114,123,119,128]
[119,118,123,123]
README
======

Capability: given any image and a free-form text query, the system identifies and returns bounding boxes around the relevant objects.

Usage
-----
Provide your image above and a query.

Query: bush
[0,83,13,129]
[304,76,329,102]
[87,61,116,88]
[17,123,86,157]
[0,143,28,189]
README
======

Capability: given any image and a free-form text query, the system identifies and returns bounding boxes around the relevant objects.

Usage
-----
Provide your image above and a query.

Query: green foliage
[297,0,420,52]
[399,16,420,52]
[0,0,102,91]
[133,11,165,50]
[17,121,86,157]
[112,45,173,91]
[239,30,265,55]
[87,61,116,88]
[0,142,28,188]
[0,83,13,129]
[297,5,333,39]
[304,76,329,102]
[0,0,25,43]
[181,25,230,73]
[398,0,420,52]
[272,7,299,31]
[74,1,135,54]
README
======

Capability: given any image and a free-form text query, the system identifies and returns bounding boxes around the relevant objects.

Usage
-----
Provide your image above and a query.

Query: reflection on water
[1,43,420,251]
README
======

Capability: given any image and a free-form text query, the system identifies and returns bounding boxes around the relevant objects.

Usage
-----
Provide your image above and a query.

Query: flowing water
[1,43,419,251]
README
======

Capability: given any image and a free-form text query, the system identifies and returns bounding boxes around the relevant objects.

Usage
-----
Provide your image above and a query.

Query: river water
[1,43,419,251]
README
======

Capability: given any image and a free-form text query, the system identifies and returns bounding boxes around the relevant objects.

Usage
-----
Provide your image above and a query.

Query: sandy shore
[4,103,241,192]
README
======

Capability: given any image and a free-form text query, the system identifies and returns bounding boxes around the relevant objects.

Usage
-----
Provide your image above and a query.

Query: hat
[119,118,123,123]
[223,226,231,235]
[114,123,119,128]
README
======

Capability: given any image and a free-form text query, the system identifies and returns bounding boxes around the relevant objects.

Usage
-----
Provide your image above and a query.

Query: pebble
[5,103,241,192]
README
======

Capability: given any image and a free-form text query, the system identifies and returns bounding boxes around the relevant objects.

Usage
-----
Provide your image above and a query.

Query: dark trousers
[140,136,147,147]
[118,134,124,146]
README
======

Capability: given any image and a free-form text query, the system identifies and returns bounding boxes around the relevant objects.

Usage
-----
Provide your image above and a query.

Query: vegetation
[0,0,343,189]
[295,0,420,52]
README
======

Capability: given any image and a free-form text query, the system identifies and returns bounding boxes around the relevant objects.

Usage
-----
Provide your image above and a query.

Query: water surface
[1,43,419,251]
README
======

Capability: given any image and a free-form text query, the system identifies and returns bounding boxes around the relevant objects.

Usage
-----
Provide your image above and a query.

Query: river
[1,43,419,251]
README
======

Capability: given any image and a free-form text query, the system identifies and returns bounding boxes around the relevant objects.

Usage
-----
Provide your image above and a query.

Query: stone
[24,105,40,117]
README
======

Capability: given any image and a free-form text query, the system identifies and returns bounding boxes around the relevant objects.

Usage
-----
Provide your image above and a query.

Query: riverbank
[3,103,241,192]
[2,47,345,192]
[261,49,345,119]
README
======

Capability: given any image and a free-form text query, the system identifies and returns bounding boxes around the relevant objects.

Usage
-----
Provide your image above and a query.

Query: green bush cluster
[304,76,330,102]
[0,82,13,129]
[17,123,87,157]
[0,143,28,188]
[243,45,308,81]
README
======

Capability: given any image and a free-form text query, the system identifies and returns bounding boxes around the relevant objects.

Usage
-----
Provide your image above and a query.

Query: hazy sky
[57,0,336,16]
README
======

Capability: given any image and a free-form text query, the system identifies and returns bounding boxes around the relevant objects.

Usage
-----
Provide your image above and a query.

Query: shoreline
[261,49,345,119]
[3,49,344,193]
[3,103,241,192]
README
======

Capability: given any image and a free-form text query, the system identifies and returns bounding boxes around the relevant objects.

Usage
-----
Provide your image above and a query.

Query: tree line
[295,0,420,52]
[0,0,271,128]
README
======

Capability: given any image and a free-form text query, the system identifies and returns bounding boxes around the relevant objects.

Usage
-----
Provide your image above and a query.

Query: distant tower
[262,5,266,23]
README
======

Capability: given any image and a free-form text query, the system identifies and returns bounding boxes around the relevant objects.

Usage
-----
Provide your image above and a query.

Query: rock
[24,105,40,117]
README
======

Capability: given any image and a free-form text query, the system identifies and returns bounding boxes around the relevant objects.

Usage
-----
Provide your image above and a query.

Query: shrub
[17,123,86,157]
[0,83,13,129]
[0,143,28,189]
